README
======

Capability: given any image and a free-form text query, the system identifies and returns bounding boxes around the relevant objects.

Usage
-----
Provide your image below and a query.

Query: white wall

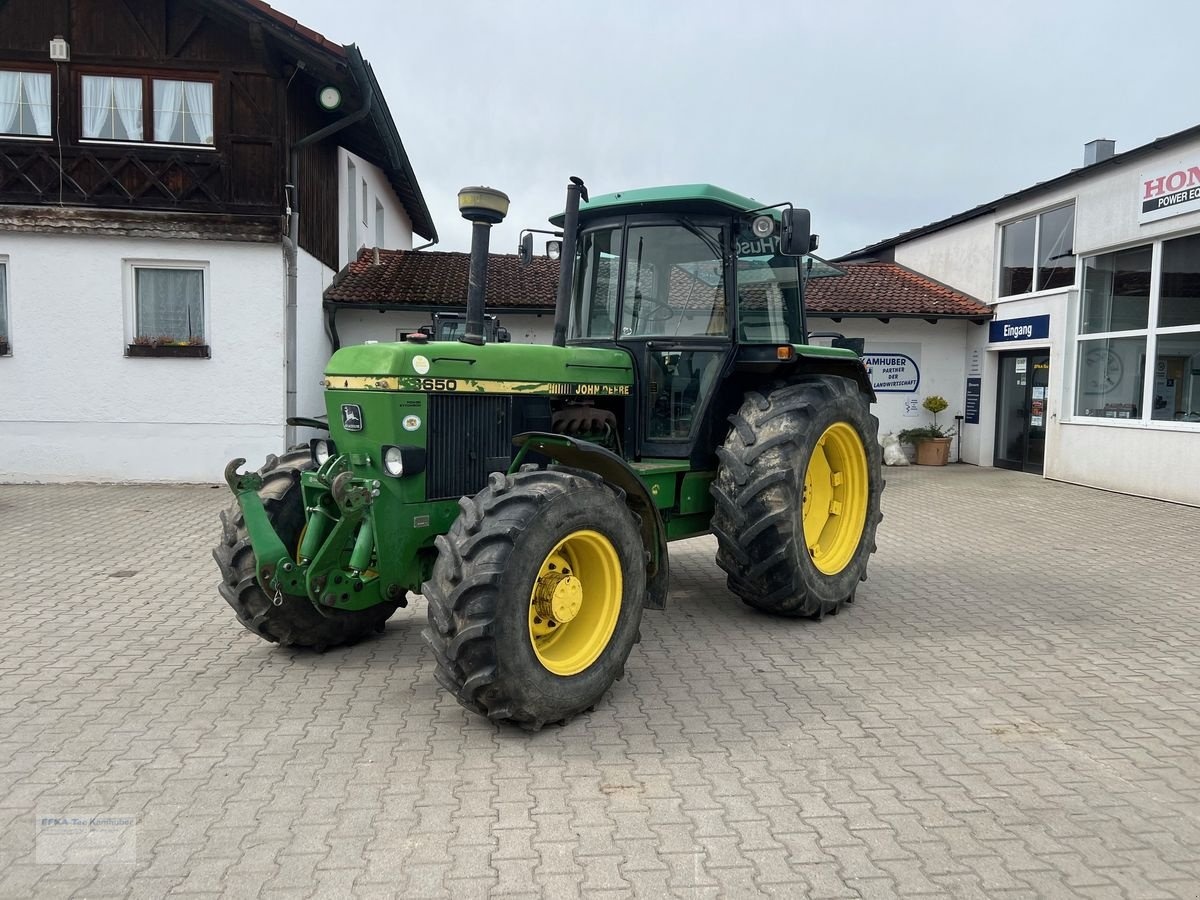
[296,248,336,435]
[338,148,414,268]
[335,309,555,347]
[0,233,284,482]
[808,316,977,453]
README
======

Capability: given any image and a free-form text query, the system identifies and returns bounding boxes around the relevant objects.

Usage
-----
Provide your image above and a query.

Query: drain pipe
[282,47,374,448]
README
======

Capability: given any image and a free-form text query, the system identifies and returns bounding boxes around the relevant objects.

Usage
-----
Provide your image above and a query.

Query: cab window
[619,225,727,338]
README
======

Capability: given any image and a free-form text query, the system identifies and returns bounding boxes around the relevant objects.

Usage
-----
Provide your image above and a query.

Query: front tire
[214,450,399,650]
[711,376,883,617]
[423,469,646,730]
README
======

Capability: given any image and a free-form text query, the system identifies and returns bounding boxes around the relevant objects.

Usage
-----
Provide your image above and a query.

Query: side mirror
[779,208,811,256]
[518,232,533,268]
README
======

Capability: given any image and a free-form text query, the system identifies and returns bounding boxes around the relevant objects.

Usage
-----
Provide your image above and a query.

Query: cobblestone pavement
[1,466,1198,899]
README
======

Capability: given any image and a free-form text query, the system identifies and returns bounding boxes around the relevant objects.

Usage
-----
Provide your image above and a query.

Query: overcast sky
[279,0,1199,258]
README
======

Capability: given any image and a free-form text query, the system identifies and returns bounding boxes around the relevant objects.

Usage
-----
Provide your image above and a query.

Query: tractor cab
[553,185,812,463]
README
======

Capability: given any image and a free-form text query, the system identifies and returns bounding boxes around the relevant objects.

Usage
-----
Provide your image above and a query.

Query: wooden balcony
[0,139,279,217]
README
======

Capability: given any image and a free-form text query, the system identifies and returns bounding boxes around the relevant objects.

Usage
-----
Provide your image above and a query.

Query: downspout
[283,46,374,448]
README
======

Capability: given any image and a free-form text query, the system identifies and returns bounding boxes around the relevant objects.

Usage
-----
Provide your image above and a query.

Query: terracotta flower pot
[914,437,952,466]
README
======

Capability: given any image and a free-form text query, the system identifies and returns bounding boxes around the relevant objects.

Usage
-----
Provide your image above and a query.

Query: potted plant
[898,395,955,466]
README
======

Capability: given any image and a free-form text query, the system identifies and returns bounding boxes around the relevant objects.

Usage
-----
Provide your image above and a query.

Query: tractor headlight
[383,445,405,477]
[379,445,427,478]
[310,438,336,467]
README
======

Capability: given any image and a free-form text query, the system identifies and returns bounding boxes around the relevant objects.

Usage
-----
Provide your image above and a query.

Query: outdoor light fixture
[546,240,562,260]
[751,215,775,238]
[457,186,510,225]
[49,35,70,61]
[317,85,342,111]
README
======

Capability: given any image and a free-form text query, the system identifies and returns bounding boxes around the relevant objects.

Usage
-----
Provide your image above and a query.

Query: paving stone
[1,468,1199,897]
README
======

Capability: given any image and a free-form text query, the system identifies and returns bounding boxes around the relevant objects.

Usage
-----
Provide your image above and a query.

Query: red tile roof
[806,261,992,319]
[324,250,991,320]
[325,248,560,309]
[237,0,347,57]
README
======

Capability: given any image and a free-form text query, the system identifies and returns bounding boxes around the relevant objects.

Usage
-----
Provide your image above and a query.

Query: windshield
[569,223,727,340]
[735,234,802,343]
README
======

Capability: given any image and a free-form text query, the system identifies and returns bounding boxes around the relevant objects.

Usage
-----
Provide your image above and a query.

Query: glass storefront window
[1037,204,1076,290]
[999,203,1075,297]
[1075,336,1146,419]
[1074,230,1200,425]
[1159,233,1200,328]
[999,216,1036,296]
[1080,246,1151,334]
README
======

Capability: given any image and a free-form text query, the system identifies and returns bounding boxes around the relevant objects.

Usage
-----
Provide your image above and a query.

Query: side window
[0,260,10,355]
[346,159,358,261]
[569,228,622,339]
[126,263,209,358]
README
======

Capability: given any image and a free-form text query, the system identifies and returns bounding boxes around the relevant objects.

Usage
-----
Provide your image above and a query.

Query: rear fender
[511,433,670,610]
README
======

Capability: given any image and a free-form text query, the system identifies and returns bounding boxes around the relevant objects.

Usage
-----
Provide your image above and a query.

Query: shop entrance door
[994,351,1050,473]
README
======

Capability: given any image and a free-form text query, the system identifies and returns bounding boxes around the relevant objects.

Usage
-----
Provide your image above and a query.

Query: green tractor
[216,178,884,729]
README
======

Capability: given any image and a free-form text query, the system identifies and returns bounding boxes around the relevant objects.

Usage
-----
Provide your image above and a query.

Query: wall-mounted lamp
[49,35,70,62]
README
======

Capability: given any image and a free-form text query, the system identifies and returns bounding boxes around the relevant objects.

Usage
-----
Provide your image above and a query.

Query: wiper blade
[674,218,724,259]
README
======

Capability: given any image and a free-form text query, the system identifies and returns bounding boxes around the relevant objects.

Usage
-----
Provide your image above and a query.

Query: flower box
[126,343,211,359]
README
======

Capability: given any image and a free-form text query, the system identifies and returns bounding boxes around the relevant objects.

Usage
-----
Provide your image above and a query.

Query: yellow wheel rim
[528,529,622,676]
[802,422,869,575]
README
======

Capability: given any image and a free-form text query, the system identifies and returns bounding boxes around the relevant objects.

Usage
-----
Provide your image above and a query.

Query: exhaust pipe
[457,186,509,346]
[552,176,587,347]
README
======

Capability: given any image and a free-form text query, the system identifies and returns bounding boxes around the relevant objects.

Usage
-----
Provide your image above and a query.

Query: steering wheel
[638,301,675,324]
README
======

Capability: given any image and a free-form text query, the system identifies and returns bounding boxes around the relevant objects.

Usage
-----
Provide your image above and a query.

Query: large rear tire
[423,469,645,730]
[711,376,883,617]
[213,450,399,650]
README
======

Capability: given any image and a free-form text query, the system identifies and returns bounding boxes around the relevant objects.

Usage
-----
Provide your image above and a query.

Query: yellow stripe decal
[324,376,631,396]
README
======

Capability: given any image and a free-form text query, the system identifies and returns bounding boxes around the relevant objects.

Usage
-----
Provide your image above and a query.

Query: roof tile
[324,250,991,319]
[325,248,560,309]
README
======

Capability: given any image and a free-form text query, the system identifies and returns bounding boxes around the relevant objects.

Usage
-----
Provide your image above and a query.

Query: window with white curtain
[132,265,206,344]
[80,74,214,146]
[82,75,144,141]
[152,80,213,145]
[0,70,52,137]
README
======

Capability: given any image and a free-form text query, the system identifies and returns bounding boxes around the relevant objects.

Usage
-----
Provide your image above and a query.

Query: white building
[0,0,435,482]
[839,127,1200,506]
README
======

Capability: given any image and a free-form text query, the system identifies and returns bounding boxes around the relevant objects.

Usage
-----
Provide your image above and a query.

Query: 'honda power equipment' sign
[1139,161,1200,223]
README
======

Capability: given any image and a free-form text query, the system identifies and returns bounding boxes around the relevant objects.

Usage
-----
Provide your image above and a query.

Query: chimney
[1084,139,1115,166]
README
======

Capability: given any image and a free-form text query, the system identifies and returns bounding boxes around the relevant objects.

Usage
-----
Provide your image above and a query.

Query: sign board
[964,377,981,424]
[989,314,1049,344]
[862,352,920,393]
[1139,161,1200,223]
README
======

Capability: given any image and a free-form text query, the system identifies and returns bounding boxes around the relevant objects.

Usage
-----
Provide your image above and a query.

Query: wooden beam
[167,8,207,58]
[116,0,160,56]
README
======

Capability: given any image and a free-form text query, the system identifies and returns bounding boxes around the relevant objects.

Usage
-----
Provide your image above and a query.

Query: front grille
[426,394,513,500]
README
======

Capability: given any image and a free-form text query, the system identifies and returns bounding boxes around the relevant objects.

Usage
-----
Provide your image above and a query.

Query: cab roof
[549,183,766,226]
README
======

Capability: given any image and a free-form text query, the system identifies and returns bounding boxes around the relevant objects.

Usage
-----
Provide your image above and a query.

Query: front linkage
[224,455,392,615]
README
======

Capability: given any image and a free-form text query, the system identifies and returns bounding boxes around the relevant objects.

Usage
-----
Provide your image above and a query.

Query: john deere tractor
[216,178,883,729]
